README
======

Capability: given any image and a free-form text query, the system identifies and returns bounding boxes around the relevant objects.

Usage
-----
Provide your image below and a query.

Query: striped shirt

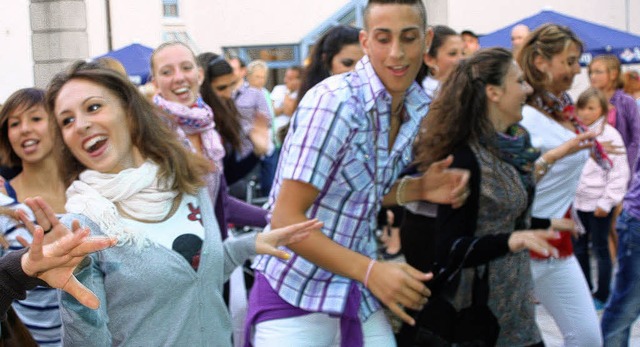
[0,196,62,347]
[253,55,430,319]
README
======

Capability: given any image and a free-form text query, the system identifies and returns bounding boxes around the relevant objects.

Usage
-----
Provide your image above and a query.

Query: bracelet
[396,176,410,206]
[535,156,552,177]
[363,259,377,289]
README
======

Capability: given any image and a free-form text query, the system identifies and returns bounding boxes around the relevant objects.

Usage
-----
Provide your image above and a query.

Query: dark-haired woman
[402,48,559,346]
[274,25,363,147]
[416,25,464,100]
[297,25,362,104]
[198,52,271,185]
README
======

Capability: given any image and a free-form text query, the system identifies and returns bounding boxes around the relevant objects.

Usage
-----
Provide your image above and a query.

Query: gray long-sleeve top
[59,188,256,347]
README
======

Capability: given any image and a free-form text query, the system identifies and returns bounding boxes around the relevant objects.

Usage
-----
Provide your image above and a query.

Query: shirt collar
[232,80,249,98]
[354,55,429,123]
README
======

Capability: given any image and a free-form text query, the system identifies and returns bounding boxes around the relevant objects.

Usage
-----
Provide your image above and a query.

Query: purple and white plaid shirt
[253,55,430,319]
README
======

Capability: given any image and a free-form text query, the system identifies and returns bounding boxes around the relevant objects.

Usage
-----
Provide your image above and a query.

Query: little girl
[573,87,630,310]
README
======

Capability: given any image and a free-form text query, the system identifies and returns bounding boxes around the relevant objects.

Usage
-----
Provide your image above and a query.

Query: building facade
[1,0,639,102]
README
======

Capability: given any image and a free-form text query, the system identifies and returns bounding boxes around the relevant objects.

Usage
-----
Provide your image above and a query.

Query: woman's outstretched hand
[249,112,271,156]
[16,197,116,309]
[256,218,323,260]
[508,229,560,257]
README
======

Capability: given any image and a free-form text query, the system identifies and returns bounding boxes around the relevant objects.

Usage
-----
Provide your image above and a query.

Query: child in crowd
[573,87,629,310]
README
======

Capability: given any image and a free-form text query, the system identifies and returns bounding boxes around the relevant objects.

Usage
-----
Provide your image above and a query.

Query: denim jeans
[259,148,280,196]
[574,210,614,302]
[601,210,640,346]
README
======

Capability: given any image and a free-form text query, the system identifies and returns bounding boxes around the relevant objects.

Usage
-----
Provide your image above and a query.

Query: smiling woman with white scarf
[41,61,321,346]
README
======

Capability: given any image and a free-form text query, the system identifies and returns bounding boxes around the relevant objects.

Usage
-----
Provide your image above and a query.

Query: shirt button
[364,154,370,160]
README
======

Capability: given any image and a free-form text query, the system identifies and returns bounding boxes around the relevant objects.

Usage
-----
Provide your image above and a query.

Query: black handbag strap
[432,237,491,306]
[443,238,479,282]
[471,263,490,306]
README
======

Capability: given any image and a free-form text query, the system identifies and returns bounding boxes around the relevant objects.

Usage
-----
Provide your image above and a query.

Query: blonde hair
[589,55,624,90]
[94,57,128,78]
[518,24,583,94]
[517,24,583,121]
[246,60,268,76]
[150,41,198,77]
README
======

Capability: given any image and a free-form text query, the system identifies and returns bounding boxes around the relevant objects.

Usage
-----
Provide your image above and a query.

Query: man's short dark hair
[364,0,427,31]
[461,30,479,39]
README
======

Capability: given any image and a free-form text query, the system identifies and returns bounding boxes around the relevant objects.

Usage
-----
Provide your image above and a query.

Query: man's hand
[419,155,470,208]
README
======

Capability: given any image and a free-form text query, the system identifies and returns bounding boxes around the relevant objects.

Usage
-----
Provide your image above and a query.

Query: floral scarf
[153,94,225,168]
[533,91,612,170]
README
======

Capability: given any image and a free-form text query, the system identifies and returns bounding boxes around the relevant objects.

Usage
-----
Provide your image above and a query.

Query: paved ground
[383,252,640,346]
[537,304,640,346]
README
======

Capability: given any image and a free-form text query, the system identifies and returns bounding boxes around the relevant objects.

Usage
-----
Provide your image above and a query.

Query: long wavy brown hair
[413,48,514,171]
[45,61,212,193]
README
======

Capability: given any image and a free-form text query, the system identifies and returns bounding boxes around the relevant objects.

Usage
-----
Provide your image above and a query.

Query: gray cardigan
[59,188,256,346]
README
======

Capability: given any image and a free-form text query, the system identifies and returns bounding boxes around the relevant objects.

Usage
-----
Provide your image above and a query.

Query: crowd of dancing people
[2,0,640,346]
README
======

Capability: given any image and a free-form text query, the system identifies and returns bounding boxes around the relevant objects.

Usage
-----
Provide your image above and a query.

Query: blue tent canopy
[96,43,154,85]
[479,10,640,65]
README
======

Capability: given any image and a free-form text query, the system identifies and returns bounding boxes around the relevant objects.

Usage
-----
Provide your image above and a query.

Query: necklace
[391,99,405,117]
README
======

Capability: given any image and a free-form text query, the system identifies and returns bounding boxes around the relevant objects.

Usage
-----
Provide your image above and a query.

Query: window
[163,0,179,17]
[162,31,198,51]
[245,46,296,62]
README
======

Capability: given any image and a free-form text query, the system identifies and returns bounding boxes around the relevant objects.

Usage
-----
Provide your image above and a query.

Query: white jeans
[252,309,396,347]
[531,255,603,347]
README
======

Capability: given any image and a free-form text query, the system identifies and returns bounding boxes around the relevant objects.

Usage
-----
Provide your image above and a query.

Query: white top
[520,105,589,218]
[270,84,288,109]
[574,117,630,212]
[271,84,298,132]
[421,76,440,100]
[123,194,205,267]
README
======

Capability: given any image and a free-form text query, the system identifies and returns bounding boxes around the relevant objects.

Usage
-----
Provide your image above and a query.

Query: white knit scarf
[65,161,178,249]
